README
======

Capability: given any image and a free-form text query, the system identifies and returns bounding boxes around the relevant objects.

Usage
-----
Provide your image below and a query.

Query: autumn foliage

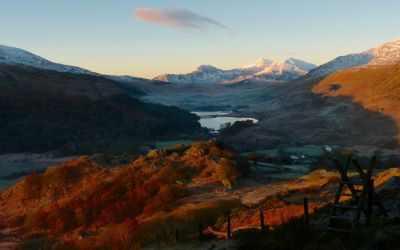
[0,140,249,249]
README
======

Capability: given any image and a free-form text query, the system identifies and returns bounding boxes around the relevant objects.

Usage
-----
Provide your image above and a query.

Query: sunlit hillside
[0,141,249,248]
[313,63,400,135]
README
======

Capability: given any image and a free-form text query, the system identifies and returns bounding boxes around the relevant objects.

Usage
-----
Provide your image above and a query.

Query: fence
[151,196,314,247]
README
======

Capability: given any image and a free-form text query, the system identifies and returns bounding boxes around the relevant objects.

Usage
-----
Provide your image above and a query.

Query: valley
[1,32,400,249]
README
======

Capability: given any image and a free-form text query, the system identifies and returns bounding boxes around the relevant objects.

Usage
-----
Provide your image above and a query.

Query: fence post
[303,197,309,225]
[366,179,374,226]
[157,234,160,247]
[168,229,173,243]
[260,208,265,231]
[163,229,168,243]
[198,223,202,240]
[175,228,179,242]
[227,215,231,239]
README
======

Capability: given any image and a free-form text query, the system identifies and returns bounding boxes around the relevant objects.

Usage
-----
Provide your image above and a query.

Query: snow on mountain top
[309,38,400,77]
[366,38,400,65]
[0,44,93,75]
[255,59,305,76]
[242,58,273,69]
[155,58,316,84]
[284,58,317,72]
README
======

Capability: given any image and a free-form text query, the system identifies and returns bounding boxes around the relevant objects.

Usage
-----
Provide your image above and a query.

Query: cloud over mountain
[133,7,231,33]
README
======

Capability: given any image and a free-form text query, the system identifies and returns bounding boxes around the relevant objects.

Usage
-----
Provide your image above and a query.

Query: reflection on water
[193,111,258,131]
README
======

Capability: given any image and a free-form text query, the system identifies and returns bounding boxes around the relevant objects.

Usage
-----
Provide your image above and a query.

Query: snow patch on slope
[367,39,400,65]
[309,38,400,77]
[0,44,94,75]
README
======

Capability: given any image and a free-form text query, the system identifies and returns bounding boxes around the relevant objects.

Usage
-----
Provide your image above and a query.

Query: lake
[192,111,258,131]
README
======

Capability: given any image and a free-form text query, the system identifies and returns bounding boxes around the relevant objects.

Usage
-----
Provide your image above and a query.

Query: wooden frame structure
[327,156,388,233]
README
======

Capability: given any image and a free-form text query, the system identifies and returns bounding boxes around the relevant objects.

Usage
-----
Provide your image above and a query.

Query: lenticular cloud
[133,7,231,33]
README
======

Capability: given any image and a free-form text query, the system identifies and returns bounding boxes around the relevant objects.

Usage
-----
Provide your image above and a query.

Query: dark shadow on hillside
[0,65,203,155]
[220,76,399,151]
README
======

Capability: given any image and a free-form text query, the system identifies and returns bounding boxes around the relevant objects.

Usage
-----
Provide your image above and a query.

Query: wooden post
[303,198,309,225]
[157,234,160,247]
[163,229,168,243]
[366,179,374,226]
[260,208,265,231]
[175,228,179,242]
[227,215,231,239]
[168,229,173,242]
[198,223,202,240]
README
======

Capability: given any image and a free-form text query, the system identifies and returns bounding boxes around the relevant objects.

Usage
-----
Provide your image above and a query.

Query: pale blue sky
[1,0,399,78]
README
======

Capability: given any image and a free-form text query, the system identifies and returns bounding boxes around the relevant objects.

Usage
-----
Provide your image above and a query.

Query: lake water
[192,111,258,131]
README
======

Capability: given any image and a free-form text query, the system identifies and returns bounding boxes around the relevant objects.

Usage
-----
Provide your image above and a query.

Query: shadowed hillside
[0,65,202,155]
[219,71,399,151]
[313,63,400,145]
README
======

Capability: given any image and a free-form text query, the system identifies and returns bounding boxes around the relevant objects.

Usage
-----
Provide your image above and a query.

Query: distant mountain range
[154,58,317,84]
[2,39,400,86]
[154,39,400,84]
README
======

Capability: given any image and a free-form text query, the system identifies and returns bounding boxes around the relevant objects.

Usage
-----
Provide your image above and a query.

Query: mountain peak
[309,38,400,77]
[154,57,316,84]
[0,44,49,66]
[284,58,317,72]
[242,58,273,69]
[368,38,400,52]
[0,44,93,75]
[192,64,220,73]
[365,38,400,65]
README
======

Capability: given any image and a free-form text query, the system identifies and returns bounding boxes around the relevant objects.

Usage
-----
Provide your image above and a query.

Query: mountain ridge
[308,38,400,77]
[2,39,400,86]
[154,58,317,84]
[0,44,95,75]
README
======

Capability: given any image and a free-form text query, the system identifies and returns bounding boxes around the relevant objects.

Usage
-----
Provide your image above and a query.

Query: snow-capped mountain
[0,44,94,75]
[309,38,400,77]
[154,58,317,84]
[367,38,400,65]
[155,64,257,84]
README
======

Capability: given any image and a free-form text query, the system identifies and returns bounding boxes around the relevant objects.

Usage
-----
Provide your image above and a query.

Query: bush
[22,172,42,198]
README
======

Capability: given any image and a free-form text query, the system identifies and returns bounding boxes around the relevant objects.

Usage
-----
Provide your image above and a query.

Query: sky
[1,0,400,79]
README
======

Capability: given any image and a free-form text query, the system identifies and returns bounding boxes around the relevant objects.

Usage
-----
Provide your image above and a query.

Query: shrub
[22,172,42,199]
[24,209,48,229]
[215,158,240,189]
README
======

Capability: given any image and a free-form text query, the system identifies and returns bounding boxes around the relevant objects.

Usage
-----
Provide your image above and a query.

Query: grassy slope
[313,63,400,144]
[221,64,400,151]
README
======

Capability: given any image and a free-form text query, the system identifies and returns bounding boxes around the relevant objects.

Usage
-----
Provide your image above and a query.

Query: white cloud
[133,7,232,34]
